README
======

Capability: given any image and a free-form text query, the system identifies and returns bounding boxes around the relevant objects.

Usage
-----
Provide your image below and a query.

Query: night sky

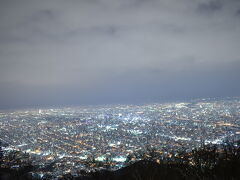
[0,0,240,109]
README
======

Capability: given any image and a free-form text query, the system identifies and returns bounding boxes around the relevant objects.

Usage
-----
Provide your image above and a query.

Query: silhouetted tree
[0,141,3,165]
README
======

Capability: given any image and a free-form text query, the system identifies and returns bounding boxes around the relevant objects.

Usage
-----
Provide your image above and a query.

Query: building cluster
[0,97,239,177]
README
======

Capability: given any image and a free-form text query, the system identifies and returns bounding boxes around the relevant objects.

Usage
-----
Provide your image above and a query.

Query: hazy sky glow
[0,0,240,108]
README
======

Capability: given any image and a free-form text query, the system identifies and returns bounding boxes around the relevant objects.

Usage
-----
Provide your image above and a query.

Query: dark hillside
[1,141,240,180]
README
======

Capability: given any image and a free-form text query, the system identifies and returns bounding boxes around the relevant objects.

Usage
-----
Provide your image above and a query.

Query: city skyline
[1,97,239,176]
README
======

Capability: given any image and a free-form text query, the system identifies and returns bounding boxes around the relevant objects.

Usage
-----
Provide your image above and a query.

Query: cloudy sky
[0,0,240,109]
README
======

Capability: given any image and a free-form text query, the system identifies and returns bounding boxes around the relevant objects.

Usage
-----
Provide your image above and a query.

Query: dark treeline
[0,140,240,180]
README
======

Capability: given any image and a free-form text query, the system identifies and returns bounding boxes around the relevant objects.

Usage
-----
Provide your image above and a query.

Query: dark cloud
[236,9,240,15]
[32,9,56,22]
[197,0,222,14]
[0,0,240,108]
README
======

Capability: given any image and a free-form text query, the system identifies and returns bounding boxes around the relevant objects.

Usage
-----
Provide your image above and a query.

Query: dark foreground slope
[78,158,240,180]
[82,160,187,180]
[1,142,240,180]
[76,141,240,180]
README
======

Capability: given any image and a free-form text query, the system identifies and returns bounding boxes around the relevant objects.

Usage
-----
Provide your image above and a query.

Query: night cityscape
[0,97,239,178]
[1,0,240,179]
